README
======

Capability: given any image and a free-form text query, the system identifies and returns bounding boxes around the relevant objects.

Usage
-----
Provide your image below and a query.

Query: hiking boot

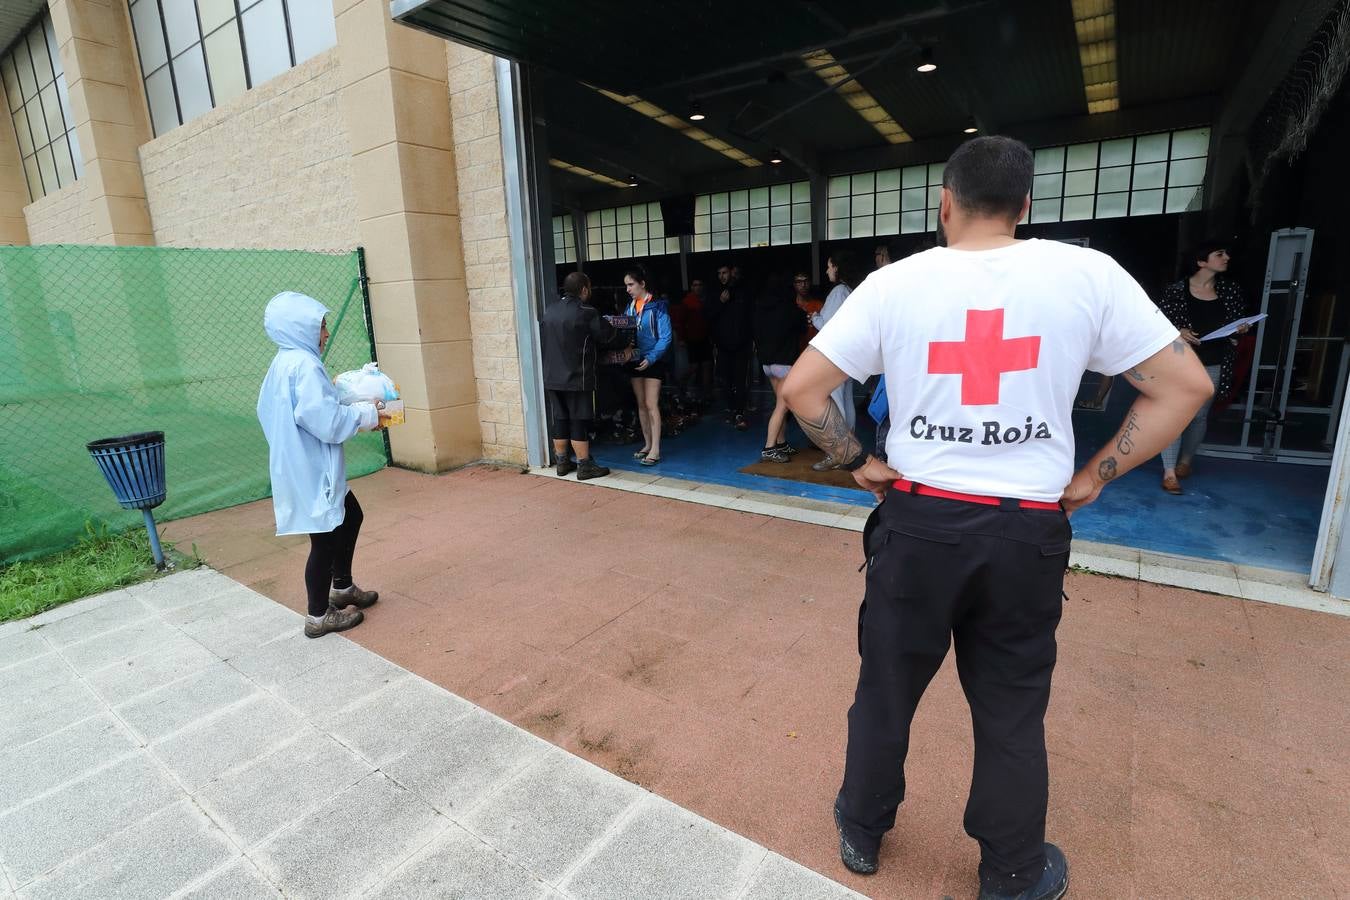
[304,606,363,638]
[1162,474,1183,495]
[761,446,790,463]
[833,802,878,875]
[1175,460,1192,479]
[812,455,839,472]
[556,457,576,477]
[329,584,378,609]
[977,843,1069,900]
[577,457,611,481]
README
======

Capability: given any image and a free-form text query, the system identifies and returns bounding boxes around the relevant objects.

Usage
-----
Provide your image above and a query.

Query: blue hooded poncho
[256,291,377,535]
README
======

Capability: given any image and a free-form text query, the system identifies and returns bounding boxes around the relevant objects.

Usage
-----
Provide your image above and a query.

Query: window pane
[791,223,811,244]
[927,209,938,231]
[242,0,292,87]
[1034,146,1065,174]
[1166,185,1201,213]
[632,239,648,256]
[901,166,925,189]
[1032,173,1063,199]
[198,0,237,32]
[692,215,707,235]
[901,210,925,234]
[24,155,42,200]
[617,240,632,257]
[711,231,729,251]
[12,104,34,155]
[131,0,170,76]
[1063,195,1094,221]
[614,205,630,224]
[632,221,648,239]
[770,183,790,205]
[876,168,901,191]
[162,0,202,56]
[24,102,48,148]
[39,84,64,144]
[851,172,874,194]
[828,175,849,198]
[730,229,748,249]
[728,189,748,210]
[1066,142,1097,171]
[728,210,747,230]
[1135,132,1168,164]
[55,75,73,134]
[694,233,710,252]
[172,44,212,122]
[927,185,941,208]
[205,24,248,104]
[44,19,62,78]
[792,201,810,223]
[749,207,769,228]
[827,197,849,219]
[709,192,728,212]
[1168,157,1206,187]
[851,194,874,217]
[600,208,614,225]
[876,191,899,214]
[792,181,809,203]
[647,202,661,221]
[2,58,21,112]
[1030,198,1060,223]
[666,237,680,254]
[617,223,632,241]
[145,65,179,136]
[876,212,899,235]
[1132,162,1166,190]
[851,216,874,238]
[1129,189,1164,216]
[27,28,54,89]
[694,195,709,215]
[1100,137,1133,167]
[289,0,338,62]
[748,187,769,208]
[1064,170,1096,196]
[901,187,925,211]
[749,227,769,247]
[13,39,37,100]
[36,144,57,194]
[927,163,945,185]
[770,224,790,245]
[770,204,790,226]
[827,219,849,239]
[1095,192,1128,218]
[1170,127,1209,159]
[1098,166,1130,193]
[52,133,74,187]
[586,210,600,226]
[710,212,728,232]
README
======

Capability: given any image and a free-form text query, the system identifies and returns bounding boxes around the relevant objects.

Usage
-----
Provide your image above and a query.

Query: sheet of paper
[1200,313,1267,341]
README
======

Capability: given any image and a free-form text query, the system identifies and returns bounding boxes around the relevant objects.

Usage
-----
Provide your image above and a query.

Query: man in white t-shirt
[782,136,1213,899]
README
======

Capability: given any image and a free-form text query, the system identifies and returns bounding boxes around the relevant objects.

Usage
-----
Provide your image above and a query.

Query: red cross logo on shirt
[927,308,1041,405]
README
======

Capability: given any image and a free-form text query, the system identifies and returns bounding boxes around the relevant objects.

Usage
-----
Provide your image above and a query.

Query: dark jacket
[753,294,806,367]
[540,293,617,391]
[1156,277,1246,399]
[704,281,754,350]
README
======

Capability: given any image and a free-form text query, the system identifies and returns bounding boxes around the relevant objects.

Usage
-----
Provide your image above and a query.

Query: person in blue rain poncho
[257,291,388,638]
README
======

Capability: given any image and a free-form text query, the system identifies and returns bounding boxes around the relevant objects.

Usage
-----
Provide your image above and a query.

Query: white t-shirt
[811,239,1179,502]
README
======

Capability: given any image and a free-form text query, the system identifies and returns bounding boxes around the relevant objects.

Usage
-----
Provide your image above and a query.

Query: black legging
[305,492,363,617]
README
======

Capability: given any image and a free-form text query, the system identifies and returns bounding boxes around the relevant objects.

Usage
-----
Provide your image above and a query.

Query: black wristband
[839,452,869,472]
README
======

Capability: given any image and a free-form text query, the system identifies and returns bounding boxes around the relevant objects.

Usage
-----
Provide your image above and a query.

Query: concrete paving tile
[0,656,101,753]
[270,646,405,718]
[127,568,242,612]
[0,754,178,885]
[173,599,299,662]
[317,676,474,766]
[15,800,235,900]
[116,662,260,743]
[84,636,220,707]
[561,796,764,900]
[163,586,288,629]
[1139,551,1239,578]
[0,714,138,814]
[251,772,445,900]
[1239,579,1350,617]
[153,694,307,790]
[1139,563,1242,598]
[382,708,550,816]
[179,857,281,899]
[370,823,551,900]
[226,630,366,690]
[59,618,195,674]
[462,748,640,883]
[738,852,864,900]
[30,592,151,645]
[1070,551,1141,580]
[0,629,52,672]
[194,729,375,848]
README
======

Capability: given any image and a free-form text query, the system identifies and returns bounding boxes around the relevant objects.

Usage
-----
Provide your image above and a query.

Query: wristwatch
[838,452,869,472]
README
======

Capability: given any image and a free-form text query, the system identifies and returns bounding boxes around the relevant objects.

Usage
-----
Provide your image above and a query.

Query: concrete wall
[140,49,359,251]
[448,45,525,464]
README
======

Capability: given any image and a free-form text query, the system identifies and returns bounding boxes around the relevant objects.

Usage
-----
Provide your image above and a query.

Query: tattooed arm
[1062,338,1215,514]
[782,347,899,501]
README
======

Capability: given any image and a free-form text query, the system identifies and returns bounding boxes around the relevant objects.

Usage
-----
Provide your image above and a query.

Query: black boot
[577,457,610,481]
[556,456,576,477]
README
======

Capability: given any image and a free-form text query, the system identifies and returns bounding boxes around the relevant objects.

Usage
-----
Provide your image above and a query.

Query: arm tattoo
[1125,367,1149,382]
[1115,410,1140,455]
[1098,456,1119,481]
[1171,340,1186,354]
[796,393,864,465]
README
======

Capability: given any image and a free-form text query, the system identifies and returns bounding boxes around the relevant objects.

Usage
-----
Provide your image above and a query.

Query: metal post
[143,509,166,570]
[355,247,392,465]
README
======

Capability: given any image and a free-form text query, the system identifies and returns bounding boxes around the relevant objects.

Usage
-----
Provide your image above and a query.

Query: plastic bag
[334,362,399,404]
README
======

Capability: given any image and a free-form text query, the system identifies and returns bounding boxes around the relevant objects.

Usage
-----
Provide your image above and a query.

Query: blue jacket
[256,291,377,535]
[625,296,673,365]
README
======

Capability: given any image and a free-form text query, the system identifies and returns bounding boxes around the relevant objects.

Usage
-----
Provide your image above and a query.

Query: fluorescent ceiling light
[801,49,912,144]
[549,158,631,189]
[591,88,761,167]
[1072,0,1119,113]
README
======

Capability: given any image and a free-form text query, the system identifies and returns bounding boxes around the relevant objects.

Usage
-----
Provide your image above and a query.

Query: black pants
[547,389,594,443]
[305,492,363,617]
[716,345,751,414]
[839,487,1071,894]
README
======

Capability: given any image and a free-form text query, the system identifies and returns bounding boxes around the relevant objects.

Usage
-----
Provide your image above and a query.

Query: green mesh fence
[0,245,388,565]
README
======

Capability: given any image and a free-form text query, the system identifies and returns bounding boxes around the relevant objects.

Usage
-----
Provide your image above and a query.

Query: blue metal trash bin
[86,431,169,569]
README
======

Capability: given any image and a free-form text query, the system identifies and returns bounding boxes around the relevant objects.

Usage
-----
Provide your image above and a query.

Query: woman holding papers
[1155,241,1251,494]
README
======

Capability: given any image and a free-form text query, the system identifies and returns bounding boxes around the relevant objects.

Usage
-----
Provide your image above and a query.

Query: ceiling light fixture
[688,102,705,122]
[769,150,784,165]
[916,47,937,73]
[963,118,978,134]
[626,173,640,187]
[548,158,630,189]
[1072,0,1119,113]
[801,49,912,144]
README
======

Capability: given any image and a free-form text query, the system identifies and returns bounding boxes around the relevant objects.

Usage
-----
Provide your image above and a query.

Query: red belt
[892,478,1061,511]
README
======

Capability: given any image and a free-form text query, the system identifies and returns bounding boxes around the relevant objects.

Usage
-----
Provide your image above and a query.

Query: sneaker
[556,457,576,477]
[811,456,839,472]
[1162,474,1183,495]
[734,414,749,431]
[977,843,1069,900]
[774,441,799,455]
[577,457,611,480]
[1175,460,1193,479]
[329,584,379,609]
[761,447,789,463]
[833,802,878,875]
[304,606,363,638]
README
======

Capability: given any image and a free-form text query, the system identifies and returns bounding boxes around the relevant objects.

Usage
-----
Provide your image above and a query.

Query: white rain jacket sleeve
[256,291,377,536]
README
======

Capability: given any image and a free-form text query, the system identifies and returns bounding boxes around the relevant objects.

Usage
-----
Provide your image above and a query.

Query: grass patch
[0,522,201,624]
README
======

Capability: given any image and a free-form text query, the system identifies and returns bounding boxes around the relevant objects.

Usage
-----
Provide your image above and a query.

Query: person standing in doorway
[706,262,754,430]
[782,136,1213,899]
[256,291,387,639]
[1155,241,1250,494]
[754,272,806,462]
[679,277,713,404]
[809,250,865,470]
[794,271,823,350]
[539,271,616,481]
[625,266,672,466]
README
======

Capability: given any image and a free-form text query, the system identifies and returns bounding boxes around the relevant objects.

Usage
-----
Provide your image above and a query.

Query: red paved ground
[164,466,1349,899]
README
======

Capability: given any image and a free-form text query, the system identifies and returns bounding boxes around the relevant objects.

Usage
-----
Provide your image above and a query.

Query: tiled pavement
[0,568,860,900]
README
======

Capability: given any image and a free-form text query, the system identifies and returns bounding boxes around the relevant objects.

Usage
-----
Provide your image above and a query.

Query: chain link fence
[0,245,388,565]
